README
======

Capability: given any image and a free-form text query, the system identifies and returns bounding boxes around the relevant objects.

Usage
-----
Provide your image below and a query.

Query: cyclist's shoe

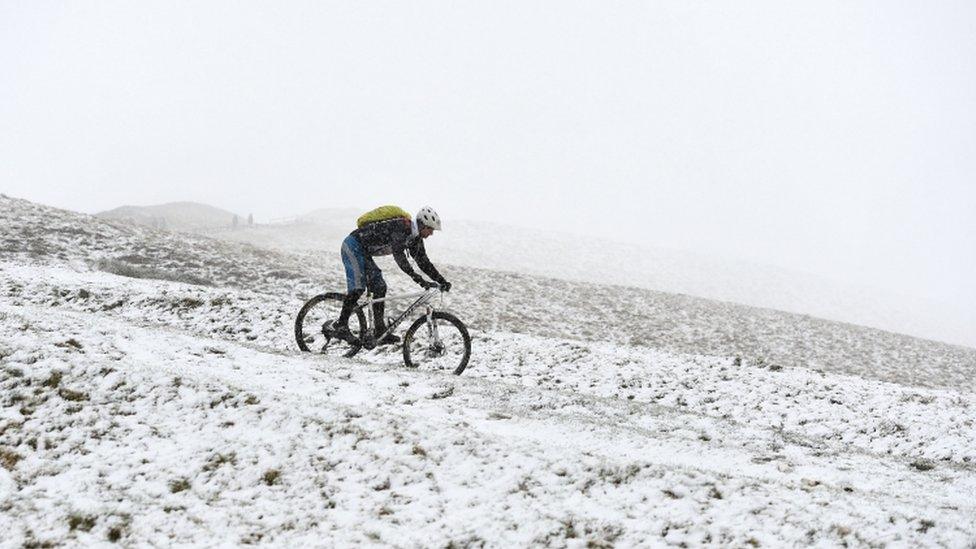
[376,333,401,346]
[327,324,358,344]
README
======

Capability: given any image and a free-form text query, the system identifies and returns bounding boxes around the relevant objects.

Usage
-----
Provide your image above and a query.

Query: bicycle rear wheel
[402,312,471,375]
[294,293,366,358]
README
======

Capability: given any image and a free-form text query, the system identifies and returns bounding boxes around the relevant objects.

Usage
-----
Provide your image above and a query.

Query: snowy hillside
[196,209,976,349]
[2,193,976,546]
[4,195,976,390]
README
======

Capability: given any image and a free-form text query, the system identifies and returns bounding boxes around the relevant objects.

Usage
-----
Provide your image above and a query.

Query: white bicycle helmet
[416,206,442,230]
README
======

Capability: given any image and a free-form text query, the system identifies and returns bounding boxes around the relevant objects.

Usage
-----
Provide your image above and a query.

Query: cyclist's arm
[392,241,427,286]
[409,239,446,285]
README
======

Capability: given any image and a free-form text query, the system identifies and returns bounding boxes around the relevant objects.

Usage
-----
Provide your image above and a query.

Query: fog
[2,1,974,313]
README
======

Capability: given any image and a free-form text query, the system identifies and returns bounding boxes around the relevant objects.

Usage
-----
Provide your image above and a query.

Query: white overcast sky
[2,1,974,309]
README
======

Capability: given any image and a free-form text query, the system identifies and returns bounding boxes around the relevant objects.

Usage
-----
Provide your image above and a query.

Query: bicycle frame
[357,288,442,348]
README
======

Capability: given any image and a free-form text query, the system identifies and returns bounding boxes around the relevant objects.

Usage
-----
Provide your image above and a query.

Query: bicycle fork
[424,305,445,355]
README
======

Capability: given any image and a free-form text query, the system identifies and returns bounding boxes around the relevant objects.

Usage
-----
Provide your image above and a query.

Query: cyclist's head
[416,206,441,235]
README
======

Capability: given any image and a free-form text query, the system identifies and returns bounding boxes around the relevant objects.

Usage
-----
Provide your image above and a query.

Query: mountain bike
[295,286,471,375]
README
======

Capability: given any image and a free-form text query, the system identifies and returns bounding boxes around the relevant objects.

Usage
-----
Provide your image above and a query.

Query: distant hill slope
[433,220,976,349]
[96,201,244,231]
[199,210,976,349]
[207,207,360,251]
[3,193,975,390]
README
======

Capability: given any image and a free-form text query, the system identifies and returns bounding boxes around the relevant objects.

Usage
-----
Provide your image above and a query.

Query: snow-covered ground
[3,264,976,547]
[2,194,976,546]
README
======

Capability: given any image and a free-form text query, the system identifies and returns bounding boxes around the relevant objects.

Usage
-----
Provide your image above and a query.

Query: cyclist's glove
[417,278,438,290]
[439,280,452,293]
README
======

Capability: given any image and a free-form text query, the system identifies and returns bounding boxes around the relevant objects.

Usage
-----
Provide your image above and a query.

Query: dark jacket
[351,218,446,286]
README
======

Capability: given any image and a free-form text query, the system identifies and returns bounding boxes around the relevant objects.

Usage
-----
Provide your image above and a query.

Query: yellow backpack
[356,205,412,228]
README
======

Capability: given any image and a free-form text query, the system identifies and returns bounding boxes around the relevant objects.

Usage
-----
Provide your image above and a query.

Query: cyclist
[331,206,451,345]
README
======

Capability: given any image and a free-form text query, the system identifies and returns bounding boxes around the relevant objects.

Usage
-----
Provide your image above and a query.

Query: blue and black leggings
[338,235,388,330]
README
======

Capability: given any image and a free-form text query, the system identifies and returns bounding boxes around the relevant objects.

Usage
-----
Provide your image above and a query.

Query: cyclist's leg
[365,259,390,338]
[337,235,366,330]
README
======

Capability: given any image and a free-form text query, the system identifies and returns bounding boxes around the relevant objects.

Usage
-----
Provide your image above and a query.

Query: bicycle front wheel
[294,293,365,358]
[402,312,471,375]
